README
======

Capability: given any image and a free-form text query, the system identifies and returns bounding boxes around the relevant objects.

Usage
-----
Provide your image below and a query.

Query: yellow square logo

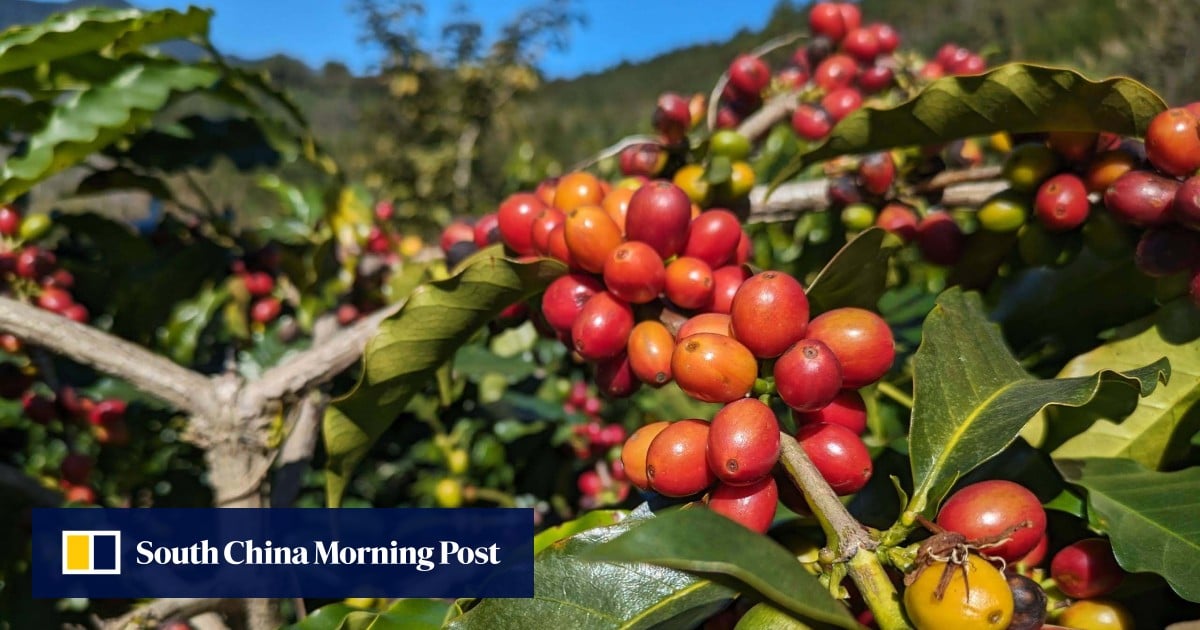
[62,531,121,575]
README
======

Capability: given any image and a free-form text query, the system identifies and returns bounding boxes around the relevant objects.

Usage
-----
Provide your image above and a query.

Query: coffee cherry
[89,399,126,427]
[916,212,966,266]
[524,208,562,256]
[858,64,895,93]
[621,421,670,491]
[1003,144,1059,192]
[654,92,693,143]
[729,271,810,358]
[473,212,500,248]
[440,221,475,253]
[821,87,863,122]
[728,54,770,96]
[869,22,900,53]
[808,2,850,41]
[1173,174,1200,230]
[646,419,716,497]
[978,191,1030,232]
[564,205,623,273]
[710,266,750,315]
[37,287,74,314]
[707,477,778,533]
[671,332,757,403]
[22,392,56,424]
[673,164,711,205]
[794,389,867,435]
[554,171,606,212]
[775,339,843,412]
[601,187,634,233]
[1144,107,1200,177]
[841,27,879,62]
[777,65,809,89]
[604,241,665,304]
[496,193,546,256]
[1056,599,1134,630]
[577,470,603,496]
[734,230,751,265]
[796,422,872,495]
[805,307,895,388]
[15,247,54,279]
[1051,538,1124,599]
[710,130,752,161]
[1016,531,1049,568]
[542,273,603,333]
[683,210,741,269]
[1035,173,1090,231]
[714,104,741,129]
[0,205,21,237]
[60,453,93,485]
[64,484,97,505]
[618,143,666,178]
[594,352,640,399]
[936,480,1047,563]
[545,224,577,268]
[904,555,1013,630]
[62,304,89,324]
[627,321,674,386]
[677,313,732,339]
[1134,227,1200,277]
[1006,574,1048,630]
[707,398,780,485]
[858,152,896,196]
[1104,169,1179,227]
[251,296,282,324]
[243,271,275,298]
[918,61,946,80]
[814,54,858,90]
[571,292,634,360]
[1085,150,1138,194]
[664,256,714,310]
[841,203,877,231]
[792,104,834,140]
[837,3,861,32]
[875,203,919,242]
[626,181,693,259]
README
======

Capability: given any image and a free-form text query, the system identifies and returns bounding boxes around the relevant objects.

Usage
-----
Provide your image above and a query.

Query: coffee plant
[1,2,1198,629]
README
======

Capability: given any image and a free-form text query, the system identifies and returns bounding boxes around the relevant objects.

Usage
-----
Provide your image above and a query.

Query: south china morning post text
[33,508,535,598]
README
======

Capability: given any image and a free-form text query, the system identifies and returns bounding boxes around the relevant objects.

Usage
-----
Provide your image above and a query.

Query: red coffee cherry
[805,307,895,388]
[646,419,716,497]
[564,205,623,273]
[671,332,757,403]
[792,104,834,140]
[664,256,715,310]
[1051,538,1124,599]
[604,241,665,304]
[707,398,781,485]
[814,54,858,91]
[796,423,872,495]
[1144,107,1200,177]
[808,2,850,41]
[625,181,693,259]
[251,297,282,323]
[22,392,57,424]
[775,339,843,412]
[916,212,966,266]
[857,64,895,93]
[1035,173,1090,231]
[627,321,674,386]
[841,27,879,62]
[1134,227,1200,277]
[243,271,275,298]
[728,54,771,96]
[710,265,751,314]
[1017,531,1049,568]
[683,209,742,269]
[677,312,732,340]
[869,22,900,53]
[821,87,863,122]
[529,207,566,255]
[0,205,21,237]
[593,353,639,401]
[875,203,918,242]
[1104,170,1179,227]
[1173,174,1200,230]
[621,421,670,491]
[541,273,603,333]
[936,480,1047,563]
[37,287,74,314]
[571,292,634,360]
[707,476,778,533]
[794,389,867,435]
[60,453,93,485]
[653,92,692,143]
[496,192,546,255]
[858,152,896,196]
[729,271,810,358]
[473,212,500,248]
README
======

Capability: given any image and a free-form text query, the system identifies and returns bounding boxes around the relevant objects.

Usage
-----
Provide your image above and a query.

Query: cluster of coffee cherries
[564,381,632,509]
[230,247,284,326]
[364,200,426,263]
[0,205,87,323]
[903,479,1132,630]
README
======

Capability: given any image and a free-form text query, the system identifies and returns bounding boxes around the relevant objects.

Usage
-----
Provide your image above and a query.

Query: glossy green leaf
[157,283,230,365]
[588,508,859,629]
[0,61,221,202]
[533,510,628,555]
[1058,457,1200,602]
[906,288,1168,516]
[774,64,1166,185]
[448,514,734,629]
[1022,300,1200,469]
[0,7,210,76]
[324,256,565,506]
[804,228,894,314]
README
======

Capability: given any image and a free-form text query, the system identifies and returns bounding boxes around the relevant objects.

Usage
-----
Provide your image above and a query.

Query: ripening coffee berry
[707,476,778,533]
[553,171,606,212]
[664,256,715,310]
[1003,144,1059,192]
[604,241,665,304]
[916,212,966,266]
[808,2,851,41]
[572,292,634,360]
[627,320,674,386]
[621,421,670,491]
[903,554,1013,630]
[1056,599,1134,630]
[251,296,282,324]
[0,205,20,237]
[814,54,858,90]
[564,205,623,273]
[1135,227,1200,277]
[707,398,780,485]
[858,152,896,196]
[541,273,604,333]
[530,207,566,255]
[1104,170,1179,227]
[683,210,742,269]
[1173,174,1200,230]
[794,390,867,435]
[869,22,899,53]
[646,419,716,497]
[875,203,919,242]
[775,339,843,412]
[710,265,751,315]
[677,312,732,340]
[857,64,895,93]
[653,92,692,143]
[805,307,895,388]
[821,87,863,122]
[1005,574,1048,630]
[1035,173,1090,231]
[1051,538,1124,599]
[978,191,1030,232]
[671,333,757,403]
[1085,150,1138,194]
[796,422,872,495]
[792,104,834,140]
[496,192,546,255]
[841,27,879,62]
[1144,107,1200,177]
[625,181,693,259]
[602,187,634,233]
[729,271,810,358]
[594,352,639,398]
[935,480,1047,563]
[728,54,771,96]
[473,212,500,247]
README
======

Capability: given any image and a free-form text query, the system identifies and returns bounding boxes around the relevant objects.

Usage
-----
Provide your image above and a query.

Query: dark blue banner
[33,508,534,598]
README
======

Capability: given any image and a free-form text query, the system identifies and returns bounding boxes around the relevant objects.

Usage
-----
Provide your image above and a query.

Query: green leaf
[1058,457,1200,602]
[447,514,734,629]
[1026,299,1200,469]
[323,256,565,506]
[0,7,210,77]
[0,60,221,202]
[533,510,628,555]
[773,64,1166,185]
[804,228,894,314]
[588,508,859,629]
[111,116,281,172]
[906,288,1168,516]
[284,600,447,630]
[157,283,230,365]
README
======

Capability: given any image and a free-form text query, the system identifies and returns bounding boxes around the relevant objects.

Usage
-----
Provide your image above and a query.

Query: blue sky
[117,0,780,78]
